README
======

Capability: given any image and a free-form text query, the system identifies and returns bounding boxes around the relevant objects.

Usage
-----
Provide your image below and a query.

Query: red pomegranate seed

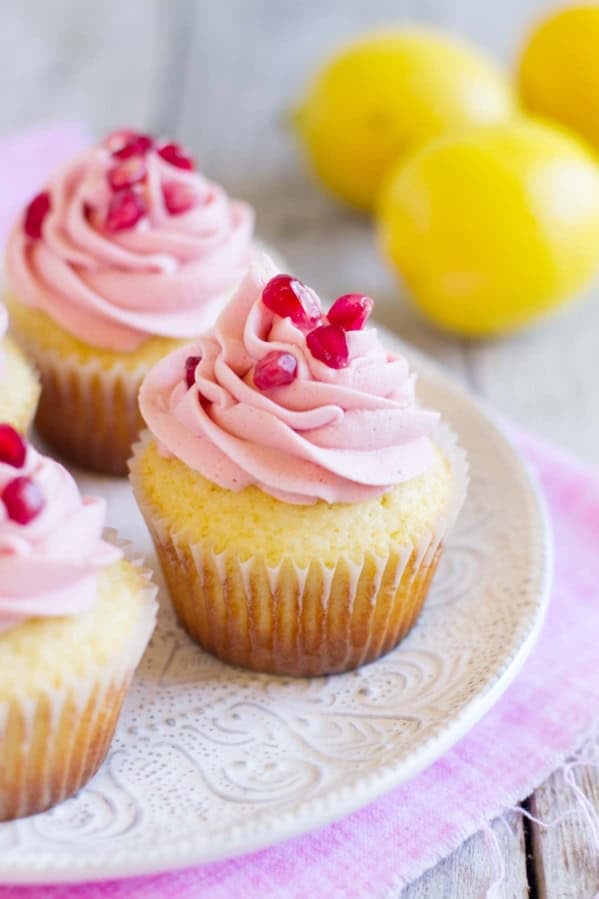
[157,142,195,171]
[262,275,321,330]
[254,351,298,390]
[0,425,26,468]
[328,293,374,331]
[163,181,196,215]
[2,476,45,525]
[104,129,136,154]
[23,191,51,240]
[184,355,201,388]
[306,324,349,369]
[112,133,154,160]
[107,155,147,190]
[105,189,146,232]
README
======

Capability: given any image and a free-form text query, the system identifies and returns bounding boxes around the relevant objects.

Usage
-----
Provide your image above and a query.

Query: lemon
[294,28,517,211]
[519,5,599,150]
[377,119,599,336]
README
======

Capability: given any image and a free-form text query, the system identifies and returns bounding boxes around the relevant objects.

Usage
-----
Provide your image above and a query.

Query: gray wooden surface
[2,1,598,896]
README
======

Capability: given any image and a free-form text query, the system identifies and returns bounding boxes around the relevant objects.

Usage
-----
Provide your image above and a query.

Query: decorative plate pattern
[0,335,552,883]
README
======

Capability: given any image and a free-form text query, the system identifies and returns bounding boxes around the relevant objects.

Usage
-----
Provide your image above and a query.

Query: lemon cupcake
[5,129,255,475]
[131,258,467,676]
[0,302,39,432]
[0,425,157,820]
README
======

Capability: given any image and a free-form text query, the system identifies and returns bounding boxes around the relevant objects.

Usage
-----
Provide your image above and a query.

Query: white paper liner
[0,536,157,821]
[129,422,468,676]
[7,334,149,475]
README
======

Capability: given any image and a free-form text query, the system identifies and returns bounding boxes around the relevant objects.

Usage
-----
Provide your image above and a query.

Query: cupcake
[5,129,255,475]
[0,301,39,432]
[131,258,467,676]
[0,425,157,820]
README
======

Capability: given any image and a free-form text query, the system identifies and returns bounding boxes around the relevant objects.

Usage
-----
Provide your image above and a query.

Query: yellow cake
[0,558,156,821]
[131,260,467,676]
[0,335,40,433]
[0,429,157,820]
[6,297,181,371]
[131,435,457,675]
[4,129,255,475]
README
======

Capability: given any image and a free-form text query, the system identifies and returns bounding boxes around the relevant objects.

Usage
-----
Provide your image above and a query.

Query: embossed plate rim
[0,336,553,883]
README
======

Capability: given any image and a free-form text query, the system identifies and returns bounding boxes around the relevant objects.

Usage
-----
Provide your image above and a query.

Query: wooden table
[2,1,598,895]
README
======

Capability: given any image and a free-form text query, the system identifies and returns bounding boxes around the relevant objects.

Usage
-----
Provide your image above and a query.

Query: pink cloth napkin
[1,126,598,898]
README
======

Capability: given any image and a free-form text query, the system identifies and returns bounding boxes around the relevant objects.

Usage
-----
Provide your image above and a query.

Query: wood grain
[1,0,598,895]
[398,813,528,898]
[0,0,163,139]
[529,740,599,899]
[466,290,599,464]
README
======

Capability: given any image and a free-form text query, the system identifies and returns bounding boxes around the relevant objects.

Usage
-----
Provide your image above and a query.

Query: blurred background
[2,0,598,462]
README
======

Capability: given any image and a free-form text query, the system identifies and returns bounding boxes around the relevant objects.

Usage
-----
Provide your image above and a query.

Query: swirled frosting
[0,443,121,632]
[139,258,438,504]
[5,135,255,351]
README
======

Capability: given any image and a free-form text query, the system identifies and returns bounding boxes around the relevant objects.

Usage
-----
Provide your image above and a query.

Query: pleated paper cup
[23,343,146,476]
[130,425,467,677]
[0,539,157,821]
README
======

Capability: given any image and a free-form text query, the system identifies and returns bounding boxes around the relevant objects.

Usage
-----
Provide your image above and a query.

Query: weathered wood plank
[528,742,599,899]
[465,290,599,465]
[0,0,163,139]
[397,813,529,898]
[2,3,595,897]
[149,0,197,136]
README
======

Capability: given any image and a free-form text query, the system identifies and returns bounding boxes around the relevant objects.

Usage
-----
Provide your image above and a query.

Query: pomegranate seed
[107,155,147,190]
[2,476,45,525]
[163,181,196,215]
[328,293,374,331]
[254,351,298,390]
[262,275,321,330]
[306,324,349,369]
[157,142,195,171]
[0,425,26,468]
[112,133,154,160]
[184,355,201,388]
[23,191,51,239]
[104,129,136,154]
[105,189,146,232]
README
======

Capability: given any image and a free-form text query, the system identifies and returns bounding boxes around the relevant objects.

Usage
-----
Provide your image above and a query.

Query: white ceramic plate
[0,333,552,884]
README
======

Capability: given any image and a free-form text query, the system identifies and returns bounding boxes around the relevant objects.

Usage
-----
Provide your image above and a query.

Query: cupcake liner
[130,424,468,676]
[0,536,157,821]
[11,339,147,476]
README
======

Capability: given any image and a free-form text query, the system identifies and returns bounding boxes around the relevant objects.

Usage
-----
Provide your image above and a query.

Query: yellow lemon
[294,28,517,211]
[519,5,599,150]
[377,119,599,336]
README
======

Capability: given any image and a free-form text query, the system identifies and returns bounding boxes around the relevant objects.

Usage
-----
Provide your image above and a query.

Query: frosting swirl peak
[5,132,254,351]
[139,258,438,505]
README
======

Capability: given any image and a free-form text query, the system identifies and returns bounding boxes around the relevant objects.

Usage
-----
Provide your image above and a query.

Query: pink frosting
[5,141,255,351]
[139,258,439,505]
[0,444,121,632]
